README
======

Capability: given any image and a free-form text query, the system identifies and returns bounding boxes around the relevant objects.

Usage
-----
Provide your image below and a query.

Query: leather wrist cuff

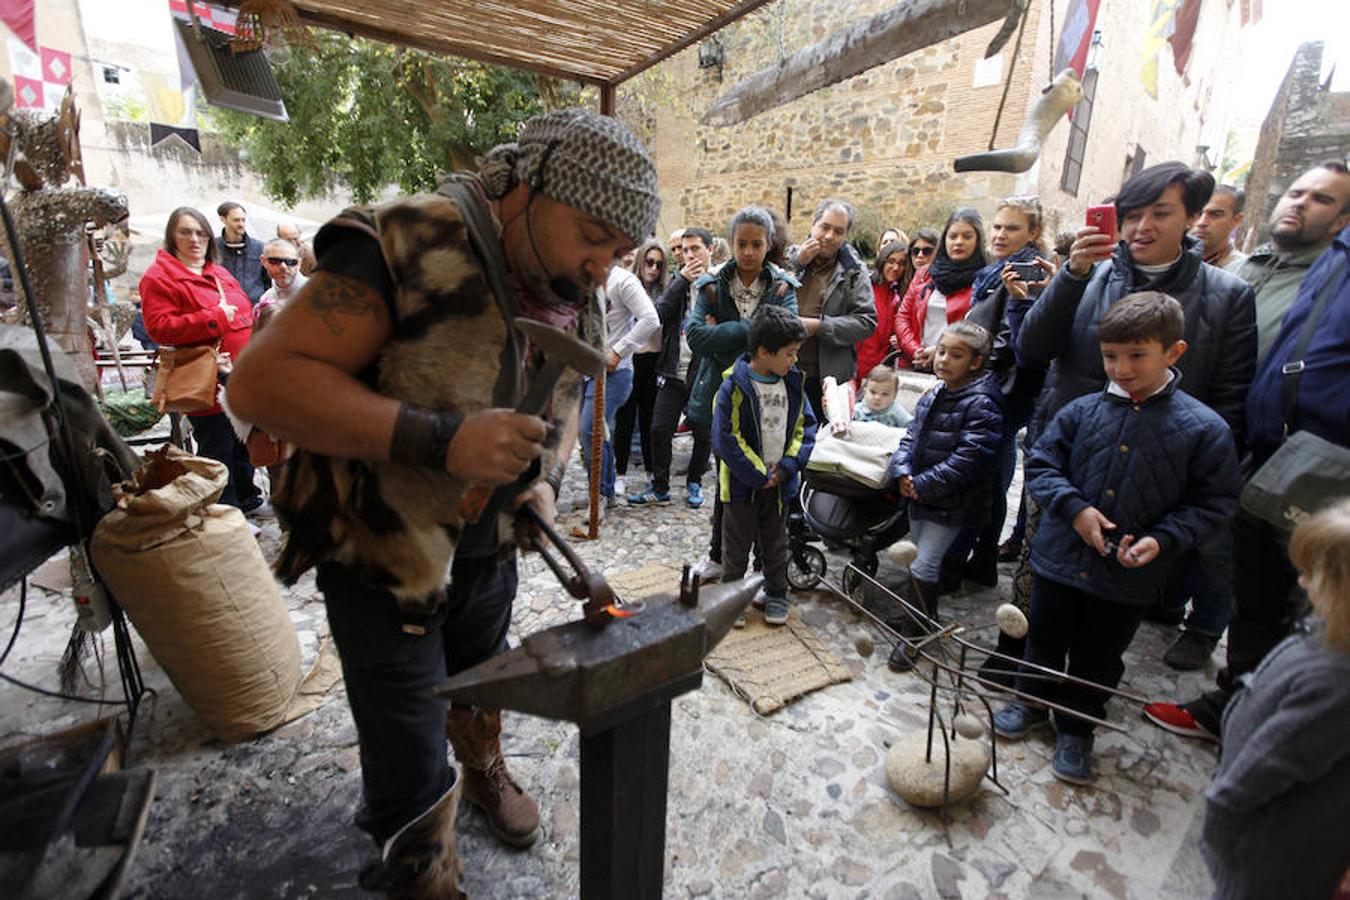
[390,403,462,471]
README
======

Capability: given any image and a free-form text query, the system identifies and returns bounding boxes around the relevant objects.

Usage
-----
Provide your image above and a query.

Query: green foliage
[208,32,578,205]
[103,94,148,122]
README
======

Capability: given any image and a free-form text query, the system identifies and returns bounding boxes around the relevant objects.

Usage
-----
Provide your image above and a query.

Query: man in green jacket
[1238,162,1350,361]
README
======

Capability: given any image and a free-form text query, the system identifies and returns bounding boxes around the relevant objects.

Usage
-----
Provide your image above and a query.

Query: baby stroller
[786,462,910,595]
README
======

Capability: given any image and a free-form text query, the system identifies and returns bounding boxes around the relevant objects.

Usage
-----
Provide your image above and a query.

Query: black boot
[937,555,963,596]
[887,576,939,672]
[977,630,1026,689]
[962,538,999,588]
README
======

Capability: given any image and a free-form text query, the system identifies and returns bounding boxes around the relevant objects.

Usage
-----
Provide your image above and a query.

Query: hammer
[457,318,605,523]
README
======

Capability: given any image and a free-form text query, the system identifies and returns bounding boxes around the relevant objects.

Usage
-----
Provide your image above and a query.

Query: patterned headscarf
[478,107,661,244]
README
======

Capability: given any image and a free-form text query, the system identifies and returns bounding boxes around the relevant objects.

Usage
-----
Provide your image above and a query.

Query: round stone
[953,713,985,740]
[885,730,990,808]
[854,630,876,658]
[995,603,1029,639]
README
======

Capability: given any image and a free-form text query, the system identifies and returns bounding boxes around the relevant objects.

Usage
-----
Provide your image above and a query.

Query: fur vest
[274,179,598,612]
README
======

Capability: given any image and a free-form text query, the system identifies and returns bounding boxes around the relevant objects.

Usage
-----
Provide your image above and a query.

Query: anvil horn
[436,576,763,723]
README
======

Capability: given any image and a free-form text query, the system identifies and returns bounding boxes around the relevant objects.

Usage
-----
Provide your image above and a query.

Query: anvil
[438,571,762,899]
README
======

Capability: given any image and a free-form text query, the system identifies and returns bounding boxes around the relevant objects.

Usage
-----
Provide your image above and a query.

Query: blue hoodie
[711,354,817,504]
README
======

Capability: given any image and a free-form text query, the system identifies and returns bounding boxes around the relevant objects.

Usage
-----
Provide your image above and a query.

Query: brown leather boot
[359,776,466,899]
[445,706,541,848]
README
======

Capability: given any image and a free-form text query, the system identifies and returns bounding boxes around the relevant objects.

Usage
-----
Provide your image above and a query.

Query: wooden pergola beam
[605,0,780,86]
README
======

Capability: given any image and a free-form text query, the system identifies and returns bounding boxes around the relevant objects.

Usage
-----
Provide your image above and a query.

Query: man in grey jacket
[789,199,876,420]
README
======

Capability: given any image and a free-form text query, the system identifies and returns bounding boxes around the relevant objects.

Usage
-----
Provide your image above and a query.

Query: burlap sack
[90,448,302,741]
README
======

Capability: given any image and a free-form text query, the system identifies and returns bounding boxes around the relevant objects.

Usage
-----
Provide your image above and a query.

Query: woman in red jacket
[894,209,987,371]
[855,239,914,380]
[140,207,263,513]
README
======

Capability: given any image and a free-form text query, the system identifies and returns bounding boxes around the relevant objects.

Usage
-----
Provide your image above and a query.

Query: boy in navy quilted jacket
[712,305,817,627]
[993,292,1241,785]
[885,321,1004,671]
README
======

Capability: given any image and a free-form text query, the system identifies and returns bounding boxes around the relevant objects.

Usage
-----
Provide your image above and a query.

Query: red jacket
[855,280,903,380]
[140,248,253,416]
[894,267,972,360]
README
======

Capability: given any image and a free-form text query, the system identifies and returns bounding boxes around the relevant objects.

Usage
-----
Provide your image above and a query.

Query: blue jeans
[318,553,516,844]
[1159,535,1235,637]
[909,516,962,583]
[579,367,634,499]
[189,411,262,510]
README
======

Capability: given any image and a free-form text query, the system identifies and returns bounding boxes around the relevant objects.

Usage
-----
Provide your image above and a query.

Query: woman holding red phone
[1011,161,1257,671]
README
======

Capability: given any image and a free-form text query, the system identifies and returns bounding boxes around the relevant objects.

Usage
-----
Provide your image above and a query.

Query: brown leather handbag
[150,276,236,413]
[151,344,219,413]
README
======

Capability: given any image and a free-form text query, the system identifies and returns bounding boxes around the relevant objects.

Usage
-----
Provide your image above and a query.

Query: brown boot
[445,707,541,848]
[359,777,466,899]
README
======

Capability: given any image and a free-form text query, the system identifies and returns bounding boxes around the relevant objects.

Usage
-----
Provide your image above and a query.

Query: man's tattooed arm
[306,272,388,336]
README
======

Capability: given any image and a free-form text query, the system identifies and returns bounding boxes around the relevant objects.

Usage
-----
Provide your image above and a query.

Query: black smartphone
[1008,261,1043,281]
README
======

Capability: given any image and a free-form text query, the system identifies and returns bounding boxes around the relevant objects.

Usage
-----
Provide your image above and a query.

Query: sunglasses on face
[265,256,299,266]
[911,246,935,257]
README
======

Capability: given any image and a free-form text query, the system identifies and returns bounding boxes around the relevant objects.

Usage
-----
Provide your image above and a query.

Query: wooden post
[587,375,604,539]
[600,83,616,117]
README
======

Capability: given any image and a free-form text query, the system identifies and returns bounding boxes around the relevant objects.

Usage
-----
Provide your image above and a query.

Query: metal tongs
[516,504,645,628]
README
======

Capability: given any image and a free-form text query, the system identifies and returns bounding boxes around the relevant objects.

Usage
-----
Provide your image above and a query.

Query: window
[1059,67,1099,197]
[102,66,120,84]
[1130,145,1148,179]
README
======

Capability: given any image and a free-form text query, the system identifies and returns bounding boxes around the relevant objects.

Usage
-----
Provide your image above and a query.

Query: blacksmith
[228,107,660,898]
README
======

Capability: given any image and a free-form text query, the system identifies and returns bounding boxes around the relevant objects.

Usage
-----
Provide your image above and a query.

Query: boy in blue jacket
[712,305,817,626]
[993,291,1241,785]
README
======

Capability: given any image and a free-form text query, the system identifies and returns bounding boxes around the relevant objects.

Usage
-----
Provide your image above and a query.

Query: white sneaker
[692,556,724,583]
[614,476,627,497]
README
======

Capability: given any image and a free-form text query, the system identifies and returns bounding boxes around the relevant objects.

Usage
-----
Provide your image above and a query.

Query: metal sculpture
[1,86,130,391]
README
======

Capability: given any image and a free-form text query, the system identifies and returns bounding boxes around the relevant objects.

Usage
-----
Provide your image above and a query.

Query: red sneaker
[1142,702,1218,742]
[675,418,691,434]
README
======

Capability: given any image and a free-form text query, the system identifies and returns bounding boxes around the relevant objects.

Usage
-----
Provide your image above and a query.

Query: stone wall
[643,0,1251,251]
[641,0,1042,248]
[1242,42,1350,251]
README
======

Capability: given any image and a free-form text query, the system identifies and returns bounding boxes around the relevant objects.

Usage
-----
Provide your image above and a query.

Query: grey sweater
[1202,626,1350,900]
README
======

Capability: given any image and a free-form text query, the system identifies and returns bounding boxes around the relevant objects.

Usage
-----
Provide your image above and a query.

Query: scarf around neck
[928,247,985,296]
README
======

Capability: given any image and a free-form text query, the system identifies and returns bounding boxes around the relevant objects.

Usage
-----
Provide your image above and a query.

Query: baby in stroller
[786,366,917,593]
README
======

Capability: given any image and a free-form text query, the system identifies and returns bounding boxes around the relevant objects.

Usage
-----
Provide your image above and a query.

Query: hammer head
[516,319,605,379]
[437,576,763,724]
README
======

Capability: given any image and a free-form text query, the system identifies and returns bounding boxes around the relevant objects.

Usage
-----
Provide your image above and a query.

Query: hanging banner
[1053,0,1101,78]
[1141,0,1182,99]
[0,0,35,50]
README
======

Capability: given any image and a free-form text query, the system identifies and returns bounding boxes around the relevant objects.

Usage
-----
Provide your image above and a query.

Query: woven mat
[705,607,852,715]
[604,563,851,715]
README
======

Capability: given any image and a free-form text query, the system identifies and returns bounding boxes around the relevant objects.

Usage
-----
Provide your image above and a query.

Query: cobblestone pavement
[0,437,1221,898]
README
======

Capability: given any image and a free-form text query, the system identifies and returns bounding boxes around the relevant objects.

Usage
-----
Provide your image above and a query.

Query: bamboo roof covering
[283,0,778,85]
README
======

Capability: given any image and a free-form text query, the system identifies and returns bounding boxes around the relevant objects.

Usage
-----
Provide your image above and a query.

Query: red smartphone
[1086,205,1118,245]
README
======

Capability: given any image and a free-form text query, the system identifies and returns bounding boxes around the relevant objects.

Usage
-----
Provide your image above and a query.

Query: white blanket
[806,420,905,489]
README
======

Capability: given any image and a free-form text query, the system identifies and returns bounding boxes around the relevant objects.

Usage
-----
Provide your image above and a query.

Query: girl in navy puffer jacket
[885,321,1004,670]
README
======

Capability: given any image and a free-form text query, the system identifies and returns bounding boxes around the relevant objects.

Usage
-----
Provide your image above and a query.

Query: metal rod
[844,565,1153,706]
[819,570,1131,734]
